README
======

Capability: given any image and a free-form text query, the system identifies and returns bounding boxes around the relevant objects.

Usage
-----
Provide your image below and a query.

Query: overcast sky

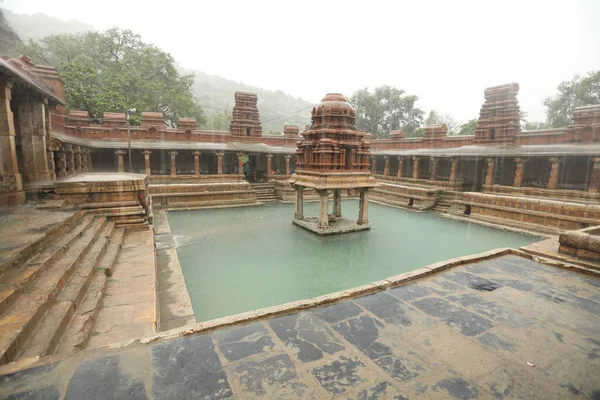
[4,0,599,123]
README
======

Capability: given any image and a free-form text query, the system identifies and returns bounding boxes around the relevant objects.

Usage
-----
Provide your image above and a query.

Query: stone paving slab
[1,253,599,399]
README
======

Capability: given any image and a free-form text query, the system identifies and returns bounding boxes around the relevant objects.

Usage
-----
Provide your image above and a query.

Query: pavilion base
[293,216,370,236]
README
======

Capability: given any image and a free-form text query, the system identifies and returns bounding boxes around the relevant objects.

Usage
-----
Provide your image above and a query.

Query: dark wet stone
[535,286,600,315]
[433,377,479,399]
[352,381,409,400]
[212,322,275,362]
[443,271,503,292]
[354,292,411,326]
[493,278,536,292]
[152,334,231,400]
[230,353,307,397]
[553,332,565,343]
[6,387,60,400]
[311,355,368,395]
[333,315,392,359]
[268,312,344,363]
[447,292,535,327]
[388,284,432,301]
[413,297,494,336]
[373,356,419,381]
[0,362,57,386]
[313,301,363,324]
[559,383,582,395]
[586,338,600,360]
[423,278,463,296]
[478,332,515,352]
[65,355,146,400]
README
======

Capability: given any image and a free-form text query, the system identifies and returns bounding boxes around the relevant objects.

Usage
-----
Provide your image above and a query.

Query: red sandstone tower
[229,92,263,137]
[474,83,521,143]
[288,93,377,235]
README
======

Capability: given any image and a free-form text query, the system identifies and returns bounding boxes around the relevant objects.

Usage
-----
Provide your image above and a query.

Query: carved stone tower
[230,91,262,137]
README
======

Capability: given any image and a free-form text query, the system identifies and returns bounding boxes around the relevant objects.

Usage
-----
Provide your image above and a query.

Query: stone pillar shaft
[430,157,438,181]
[74,147,82,173]
[47,148,57,181]
[87,152,93,172]
[216,151,224,175]
[317,190,329,228]
[449,158,458,184]
[17,101,50,182]
[397,157,404,178]
[371,157,376,174]
[169,151,178,177]
[589,157,600,193]
[193,151,201,176]
[143,150,152,175]
[294,187,304,220]
[513,158,526,187]
[547,157,561,190]
[237,152,245,175]
[115,150,126,173]
[333,189,342,217]
[484,158,495,186]
[68,148,76,176]
[383,156,390,177]
[412,156,420,179]
[81,149,88,172]
[358,189,369,225]
[57,152,67,178]
[266,154,273,174]
[285,155,292,175]
[0,79,24,204]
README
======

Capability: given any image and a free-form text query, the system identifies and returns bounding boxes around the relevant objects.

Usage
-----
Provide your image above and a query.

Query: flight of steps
[251,183,278,204]
[80,200,149,227]
[0,214,125,365]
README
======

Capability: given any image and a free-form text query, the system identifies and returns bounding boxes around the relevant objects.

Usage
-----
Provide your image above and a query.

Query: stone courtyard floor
[0,253,599,399]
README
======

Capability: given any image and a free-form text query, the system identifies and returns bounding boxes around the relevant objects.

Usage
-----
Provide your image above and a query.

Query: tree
[543,71,600,127]
[520,111,551,131]
[205,110,232,131]
[349,86,424,138]
[19,28,206,127]
[457,119,477,136]
[425,110,460,135]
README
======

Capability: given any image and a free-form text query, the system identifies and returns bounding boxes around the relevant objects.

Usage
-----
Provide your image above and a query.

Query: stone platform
[1,252,599,399]
[293,216,370,236]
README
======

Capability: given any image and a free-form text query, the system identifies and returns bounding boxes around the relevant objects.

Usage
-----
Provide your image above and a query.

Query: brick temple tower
[230,91,263,137]
[474,83,521,143]
[288,93,377,235]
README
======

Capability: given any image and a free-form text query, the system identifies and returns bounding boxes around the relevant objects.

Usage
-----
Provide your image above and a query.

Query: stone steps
[0,216,108,365]
[55,226,125,355]
[251,183,278,203]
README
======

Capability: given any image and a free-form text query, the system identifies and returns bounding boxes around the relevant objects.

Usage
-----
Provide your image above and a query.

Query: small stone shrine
[288,93,377,235]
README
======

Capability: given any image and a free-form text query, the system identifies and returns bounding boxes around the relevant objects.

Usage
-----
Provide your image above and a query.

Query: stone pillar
[17,101,50,182]
[47,146,57,181]
[67,146,76,175]
[237,152,245,175]
[588,157,600,193]
[383,156,390,177]
[115,150,126,173]
[169,151,178,177]
[87,151,93,172]
[285,154,292,175]
[74,146,82,173]
[266,153,273,175]
[397,156,404,178]
[142,150,152,175]
[294,186,304,220]
[333,189,342,217]
[56,151,67,179]
[513,157,526,187]
[216,151,224,175]
[0,79,24,204]
[371,156,376,174]
[547,157,561,190]
[484,158,495,186]
[449,157,458,184]
[430,157,438,181]
[412,156,420,179]
[316,189,329,229]
[81,148,88,173]
[358,189,369,225]
[193,151,201,176]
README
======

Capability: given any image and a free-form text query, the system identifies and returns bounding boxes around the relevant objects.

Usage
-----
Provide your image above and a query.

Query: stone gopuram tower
[288,93,377,235]
[474,83,521,143]
[230,91,263,137]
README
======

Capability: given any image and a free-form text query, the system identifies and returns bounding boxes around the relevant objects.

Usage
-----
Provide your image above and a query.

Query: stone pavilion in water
[288,93,377,235]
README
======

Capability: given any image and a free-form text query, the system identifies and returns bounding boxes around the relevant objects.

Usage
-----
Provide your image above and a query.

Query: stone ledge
[292,217,370,235]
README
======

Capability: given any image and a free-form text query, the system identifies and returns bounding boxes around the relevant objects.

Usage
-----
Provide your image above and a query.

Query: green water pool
[166,200,541,322]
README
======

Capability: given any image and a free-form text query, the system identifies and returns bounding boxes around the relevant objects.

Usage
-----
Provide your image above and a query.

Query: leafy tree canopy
[425,110,461,135]
[349,85,424,138]
[204,110,232,131]
[543,71,599,128]
[457,119,477,136]
[20,28,206,127]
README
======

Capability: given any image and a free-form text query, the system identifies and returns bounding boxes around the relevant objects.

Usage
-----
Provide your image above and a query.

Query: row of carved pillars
[293,187,370,228]
[372,155,600,192]
[114,150,294,177]
[48,145,93,180]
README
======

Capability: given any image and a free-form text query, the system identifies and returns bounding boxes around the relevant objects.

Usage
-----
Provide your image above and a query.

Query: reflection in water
[167,200,541,322]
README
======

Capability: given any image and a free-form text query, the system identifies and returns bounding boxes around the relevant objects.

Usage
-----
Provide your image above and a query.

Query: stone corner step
[18,301,74,359]
[36,200,66,209]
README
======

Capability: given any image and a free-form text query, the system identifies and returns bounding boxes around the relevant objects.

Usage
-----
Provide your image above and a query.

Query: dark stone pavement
[1,254,600,399]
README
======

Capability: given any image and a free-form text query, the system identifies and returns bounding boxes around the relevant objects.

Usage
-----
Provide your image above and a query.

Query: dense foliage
[544,71,600,127]
[349,86,424,138]
[20,28,206,127]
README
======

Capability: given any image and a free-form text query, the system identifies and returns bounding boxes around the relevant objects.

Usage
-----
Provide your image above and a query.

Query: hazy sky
[4,0,599,123]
